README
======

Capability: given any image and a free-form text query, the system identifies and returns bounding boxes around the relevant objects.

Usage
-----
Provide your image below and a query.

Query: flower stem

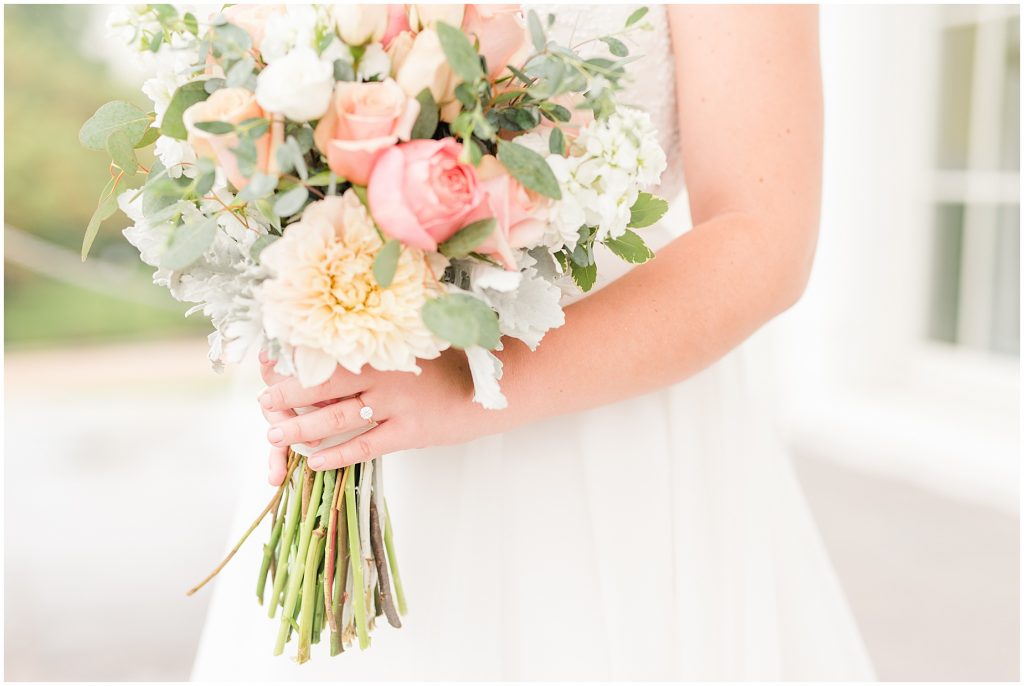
[266,465,304,618]
[345,465,370,649]
[274,469,324,655]
[257,486,290,604]
[330,476,350,656]
[296,528,326,663]
[382,498,407,615]
[186,453,298,596]
[369,496,401,628]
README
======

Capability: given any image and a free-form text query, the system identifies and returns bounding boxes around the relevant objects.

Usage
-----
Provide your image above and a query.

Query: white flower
[331,4,388,46]
[154,136,198,178]
[259,5,322,63]
[465,346,506,410]
[256,47,334,122]
[258,191,448,387]
[357,43,391,81]
[119,189,173,267]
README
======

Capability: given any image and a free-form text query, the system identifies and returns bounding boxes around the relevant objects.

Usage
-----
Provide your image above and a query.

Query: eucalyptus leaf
[625,6,649,27]
[422,293,501,350]
[273,185,309,216]
[439,218,495,258]
[162,81,211,139]
[250,234,280,262]
[81,176,121,260]
[601,36,629,57]
[436,21,483,83]
[79,101,151,151]
[527,9,546,51]
[604,229,654,264]
[305,170,335,186]
[628,192,669,228]
[106,128,139,174]
[135,126,160,149]
[226,55,256,88]
[161,216,218,270]
[237,173,278,201]
[497,140,561,199]
[549,127,565,156]
[194,120,235,134]
[411,88,439,139]
[372,239,401,288]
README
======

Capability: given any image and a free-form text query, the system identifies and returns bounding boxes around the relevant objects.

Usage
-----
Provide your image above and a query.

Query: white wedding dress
[192,5,876,681]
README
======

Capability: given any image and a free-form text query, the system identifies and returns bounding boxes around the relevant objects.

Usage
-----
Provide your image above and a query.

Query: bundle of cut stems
[188,450,407,662]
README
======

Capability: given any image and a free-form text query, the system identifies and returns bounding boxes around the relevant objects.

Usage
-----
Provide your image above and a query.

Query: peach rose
[392,28,461,122]
[367,138,486,251]
[465,155,549,269]
[407,4,465,31]
[183,88,283,190]
[312,79,420,186]
[461,5,531,78]
[221,4,286,52]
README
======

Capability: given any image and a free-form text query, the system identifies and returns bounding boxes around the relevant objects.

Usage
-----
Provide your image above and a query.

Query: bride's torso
[528,4,691,297]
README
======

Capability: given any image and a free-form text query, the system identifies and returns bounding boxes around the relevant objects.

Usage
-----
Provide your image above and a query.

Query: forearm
[486,210,810,432]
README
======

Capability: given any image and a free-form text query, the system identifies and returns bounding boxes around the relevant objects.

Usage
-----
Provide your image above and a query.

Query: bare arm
[258,6,824,473]
[491,5,824,428]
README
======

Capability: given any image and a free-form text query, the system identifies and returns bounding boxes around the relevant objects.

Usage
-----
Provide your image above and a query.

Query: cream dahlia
[258,190,447,386]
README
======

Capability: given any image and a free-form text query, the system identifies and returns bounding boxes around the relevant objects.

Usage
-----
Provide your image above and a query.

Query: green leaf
[250,234,279,262]
[628,192,669,228]
[79,101,151,150]
[435,21,484,83]
[422,293,501,350]
[135,126,161,149]
[497,140,561,199]
[549,127,565,156]
[411,88,439,139]
[439,218,495,258]
[211,22,253,58]
[462,138,482,166]
[106,128,139,174]
[569,260,597,292]
[625,6,649,27]
[527,10,546,52]
[604,229,654,264]
[161,81,211,140]
[183,11,199,36]
[81,176,121,260]
[194,120,235,134]
[273,185,308,216]
[601,36,629,57]
[236,173,278,201]
[372,239,401,288]
[333,58,355,82]
[161,216,218,270]
[305,170,335,186]
[226,55,255,89]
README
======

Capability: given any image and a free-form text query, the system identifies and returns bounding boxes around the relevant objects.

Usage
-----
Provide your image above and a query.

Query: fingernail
[259,393,272,409]
[267,428,284,444]
[309,457,325,469]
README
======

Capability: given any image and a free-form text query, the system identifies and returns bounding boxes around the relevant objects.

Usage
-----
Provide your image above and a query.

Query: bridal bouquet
[81,3,668,663]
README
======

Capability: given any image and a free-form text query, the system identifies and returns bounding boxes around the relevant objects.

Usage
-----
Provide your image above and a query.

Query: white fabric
[191,5,875,680]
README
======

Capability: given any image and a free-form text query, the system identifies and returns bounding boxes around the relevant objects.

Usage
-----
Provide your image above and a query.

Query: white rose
[255,48,334,122]
[357,43,391,81]
[332,4,388,45]
[259,5,320,63]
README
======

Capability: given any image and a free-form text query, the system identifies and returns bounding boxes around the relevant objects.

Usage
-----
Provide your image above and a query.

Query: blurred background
[4,3,1019,681]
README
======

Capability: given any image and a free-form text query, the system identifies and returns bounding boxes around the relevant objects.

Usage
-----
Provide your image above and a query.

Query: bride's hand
[257,348,485,476]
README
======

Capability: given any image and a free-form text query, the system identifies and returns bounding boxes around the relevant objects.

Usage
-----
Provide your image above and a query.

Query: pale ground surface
[3,340,1019,681]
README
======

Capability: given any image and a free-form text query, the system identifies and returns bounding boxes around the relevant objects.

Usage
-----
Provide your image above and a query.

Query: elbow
[773,250,814,314]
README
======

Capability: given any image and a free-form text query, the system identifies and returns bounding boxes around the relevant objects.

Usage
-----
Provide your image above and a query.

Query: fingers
[266,398,366,448]
[258,349,290,386]
[259,368,370,413]
[267,446,289,486]
[307,423,402,470]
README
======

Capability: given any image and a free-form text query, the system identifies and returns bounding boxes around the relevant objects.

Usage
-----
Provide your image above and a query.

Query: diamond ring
[357,397,375,424]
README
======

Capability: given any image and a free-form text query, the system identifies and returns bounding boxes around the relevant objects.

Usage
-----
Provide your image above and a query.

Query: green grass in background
[4,4,205,347]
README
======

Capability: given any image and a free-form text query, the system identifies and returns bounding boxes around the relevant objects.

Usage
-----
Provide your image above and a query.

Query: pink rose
[183,88,284,190]
[380,5,411,48]
[221,4,286,52]
[465,155,549,269]
[367,138,486,251]
[461,5,531,78]
[313,79,419,186]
